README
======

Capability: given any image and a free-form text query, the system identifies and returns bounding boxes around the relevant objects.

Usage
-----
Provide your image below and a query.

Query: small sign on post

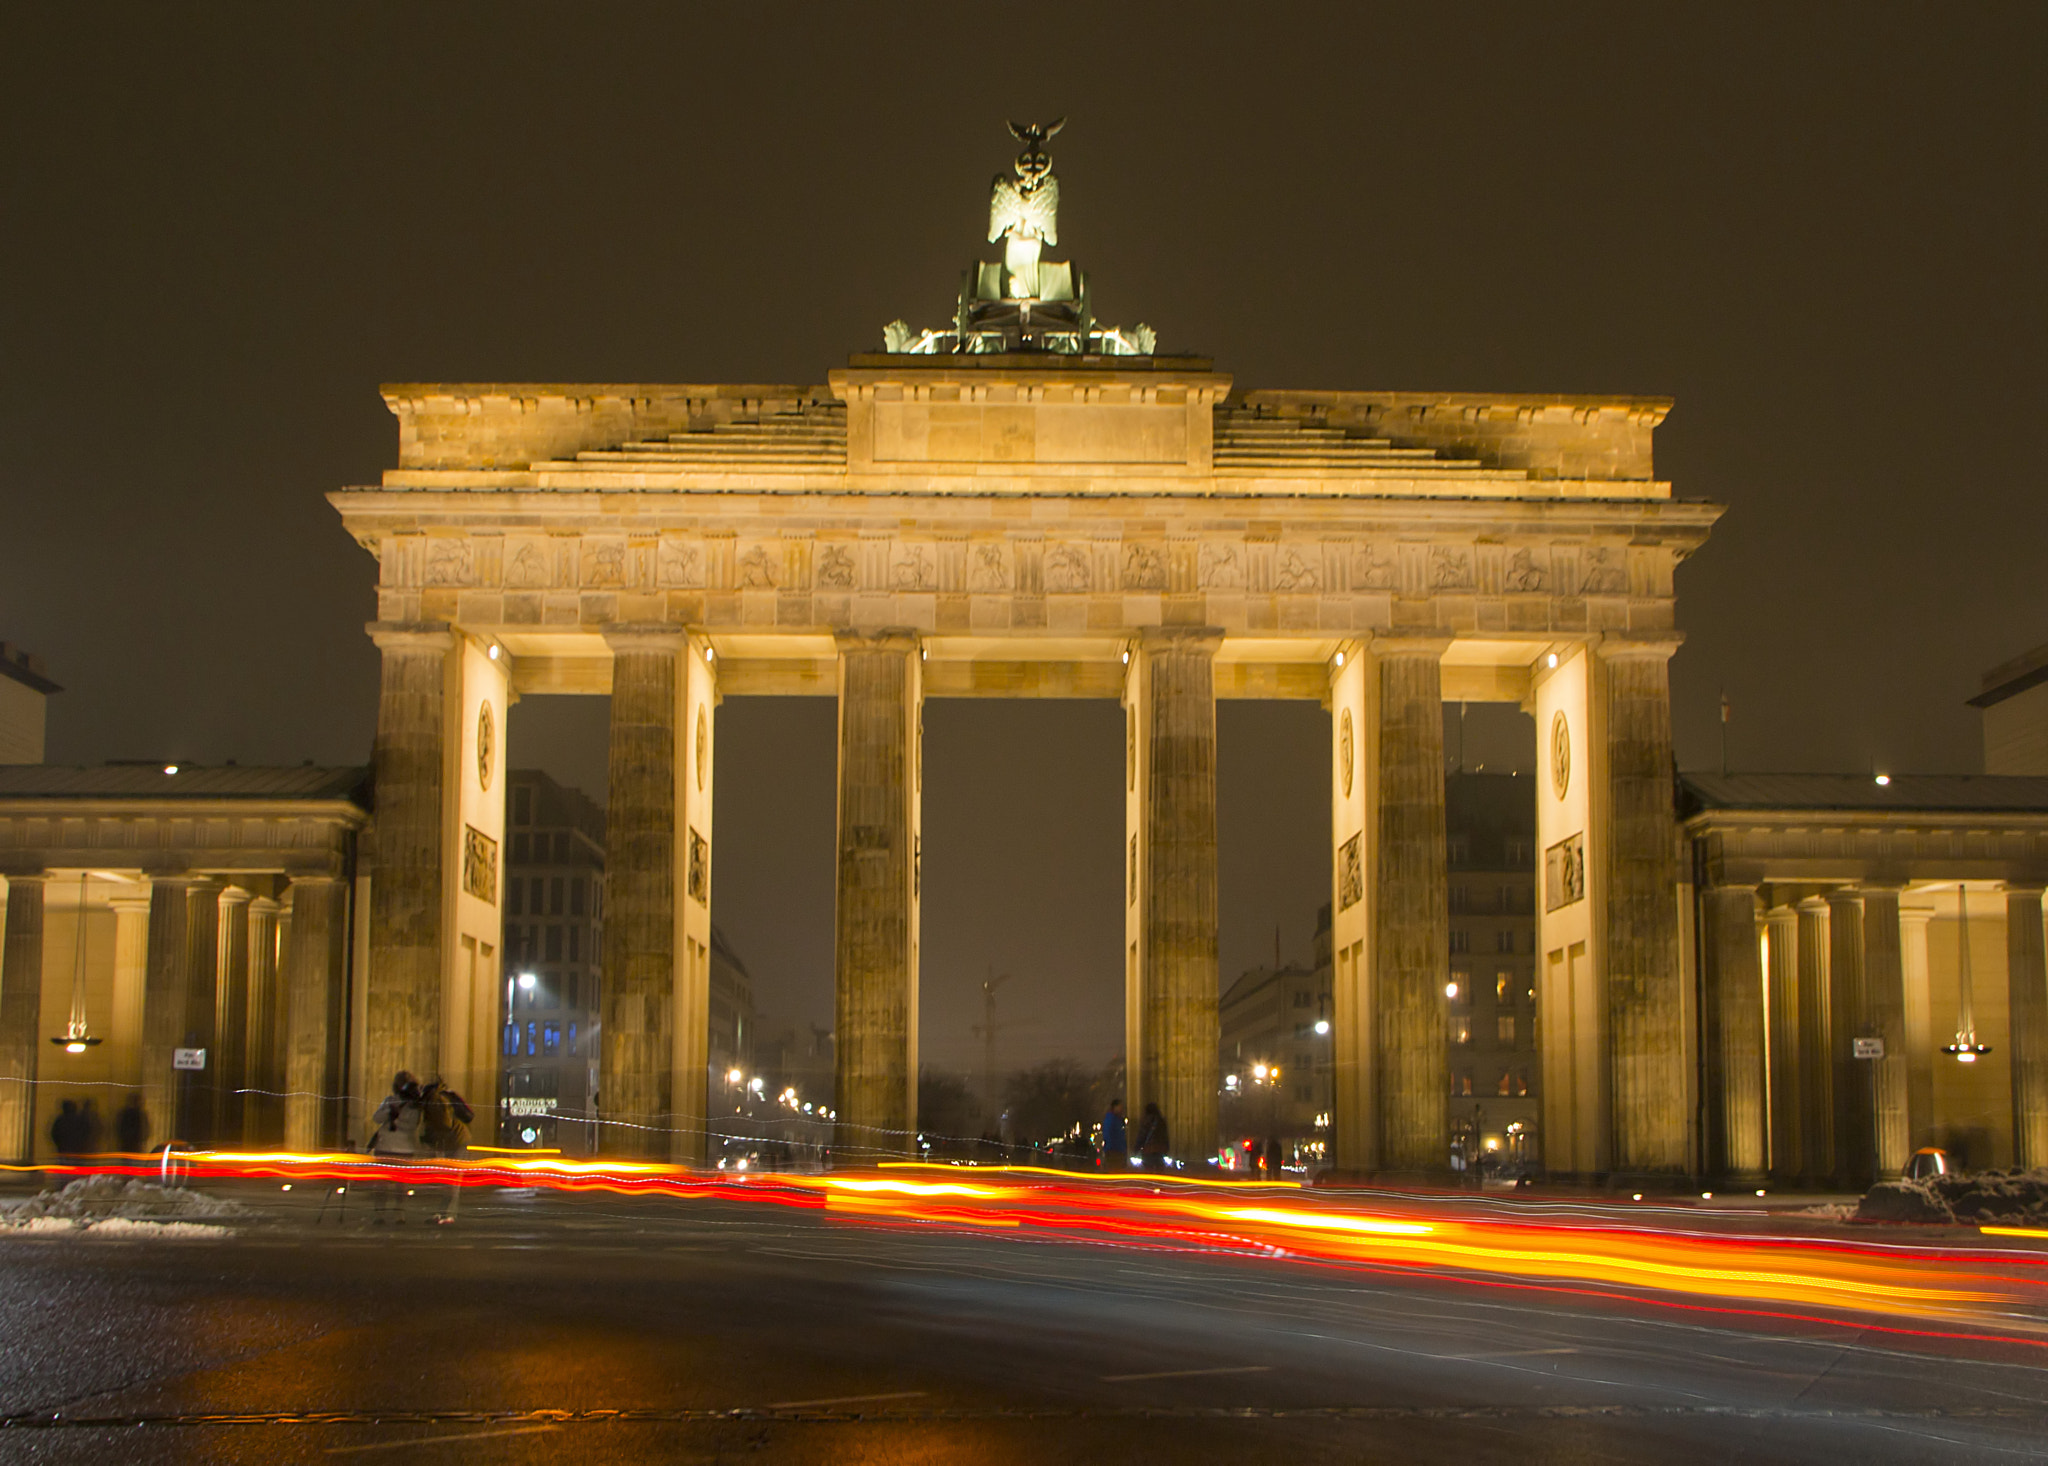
[1852,1037,1885,1060]
[173,1047,207,1071]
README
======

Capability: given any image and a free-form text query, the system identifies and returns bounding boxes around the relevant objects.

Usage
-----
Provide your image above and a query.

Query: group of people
[48,1093,150,1161]
[1096,1098,1170,1168]
[366,1069,475,1224]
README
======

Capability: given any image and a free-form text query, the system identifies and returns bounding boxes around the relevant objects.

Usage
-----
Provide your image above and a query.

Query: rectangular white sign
[173,1047,207,1071]
[1852,1037,1885,1060]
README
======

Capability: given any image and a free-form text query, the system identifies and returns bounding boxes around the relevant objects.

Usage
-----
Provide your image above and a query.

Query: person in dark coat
[115,1093,149,1154]
[49,1101,86,1163]
[1099,1099,1128,1168]
[1134,1102,1169,1167]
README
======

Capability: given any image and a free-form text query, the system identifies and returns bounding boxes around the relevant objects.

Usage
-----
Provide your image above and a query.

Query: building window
[1516,1070,1530,1097]
[568,926,580,962]
[1497,1070,1513,1096]
[1453,1019,1471,1045]
[512,833,530,863]
[568,1021,579,1056]
[1449,885,1471,914]
[549,877,564,915]
[1448,834,1471,864]
[1497,1014,1515,1045]
[1496,930,1516,953]
[502,1023,519,1057]
[1293,991,1312,1008]
[1450,971,1469,1003]
[554,833,571,863]
[509,880,524,918]
[1455,1072,1473,1096]
[1505,839,1530,866]
[1496,973,1512,1003]
[542,1023,561,1057]
[526,1022,538,1057]
[1449,931,1470,955]
[567,973,580,1010]
[546,925,563,961]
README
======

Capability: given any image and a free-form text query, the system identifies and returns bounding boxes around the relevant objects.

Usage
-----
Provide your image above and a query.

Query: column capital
[107,892,153,915]
[1135,626,1223,654]
[366,620,456,653]
[1594,633,1685,662]
[246,895,281,916]
[833,629,922,654]
[2002,883,2045,901]
[218,885,254,909]
[604,622,692,653]
[1374,634,1452,660]
[0,865,46,883]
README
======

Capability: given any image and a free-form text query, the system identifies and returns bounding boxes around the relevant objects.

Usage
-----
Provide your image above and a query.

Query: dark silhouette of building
[1446,772,1540,1170]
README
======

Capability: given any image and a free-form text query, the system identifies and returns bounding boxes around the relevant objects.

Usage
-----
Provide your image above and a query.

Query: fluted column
[281,876,349,1150]
[1862,887,1910,1178]
[1827,889,1871,1187]
[108,893,151,1089]
[364,622,455,1101]
[1764,905,1800,1181]
[1900,904,1935,1153]
[834,633,923,1159]
[1703,885,1765,1182]
[602,628,686,1159]
[0,873,46,1163]
[211,886,251,1148]
[2007,886,2048,1169]
[1598,639,1686,1173]
[1795,896,1833,1184]
[180,882,220,1145]
[243,896,281,1144]
[139,876,194,1150]
[1131,630,1221,1163]
[1373,639,1448,1174]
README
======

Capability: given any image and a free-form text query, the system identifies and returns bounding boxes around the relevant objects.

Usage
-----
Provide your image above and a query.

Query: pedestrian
[419,1073,476,1225]
[366,1070,424,1223]
[1265,1134,1283,1177]
[115,1093,149,1154]
[1099,1098,1128,1168]
[49,1100,85,1163]
[1135,1101,1169,1168]
[1244,1137,1263,1175]
[79,1099,105,1157]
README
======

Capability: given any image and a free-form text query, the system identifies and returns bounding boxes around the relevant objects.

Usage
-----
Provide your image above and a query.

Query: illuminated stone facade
[332,358,1717,1173]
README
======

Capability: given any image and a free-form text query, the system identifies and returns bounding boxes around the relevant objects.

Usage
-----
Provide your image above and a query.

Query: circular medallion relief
[476,702,494,791]
[1550,710,1571,800]
[695,706,709,791]
[1339,708,1355,798]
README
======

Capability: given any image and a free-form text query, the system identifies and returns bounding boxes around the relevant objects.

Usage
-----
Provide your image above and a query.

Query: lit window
[1497,1070,1512,1096]
[502,1024,519,1057]
[1496,974,1512,1003]
[568,1022,579,1057]
[1454,1020,1472,1045]
[1498,1014,1516,1046]
[542,1024,561,1057]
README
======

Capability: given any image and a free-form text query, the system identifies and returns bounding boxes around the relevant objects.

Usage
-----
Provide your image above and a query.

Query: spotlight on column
[705,646,715,663]
[163,764,179,775]
[1121,649,1130,665]
[1874,773,1890,786]
[1335,650,1345,668]
[1546,652,1558,669]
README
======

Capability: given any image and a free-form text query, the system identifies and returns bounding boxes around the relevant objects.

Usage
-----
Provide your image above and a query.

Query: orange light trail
[44,1152,2048,1342]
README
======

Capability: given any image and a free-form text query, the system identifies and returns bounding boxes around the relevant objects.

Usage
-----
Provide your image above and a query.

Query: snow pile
[0,1176,252,1234]
[1858,1168,2048,1226]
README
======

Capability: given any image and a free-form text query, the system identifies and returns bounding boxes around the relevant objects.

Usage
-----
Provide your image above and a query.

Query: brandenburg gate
[330,125,1720,1173]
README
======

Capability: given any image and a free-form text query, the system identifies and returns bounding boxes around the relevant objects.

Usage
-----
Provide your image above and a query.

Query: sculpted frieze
[424,536,473,587]
[581,537,626,588]
[815,542,857,589]
[889,542,937,592]
[1044,542,1090,593]
[1198,540,1245,589]
[657,536,705,589]
[735,542,781,589]
[1428,545,1475,591]
[1502,546,1549,592]
[1122,542,1167,592]
[1273,544,1320,592]
[1581,545,1627,595]
[968,542,1014,593]
[505,538,554,589]
[1349,544,1397,591]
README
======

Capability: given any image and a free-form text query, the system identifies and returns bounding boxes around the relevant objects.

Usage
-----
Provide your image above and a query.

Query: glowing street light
[1313,1019,1330,1036]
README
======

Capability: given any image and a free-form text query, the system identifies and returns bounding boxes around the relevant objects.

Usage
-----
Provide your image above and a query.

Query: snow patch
[0,1176,252,1235]
[1858,1168,2048,1226]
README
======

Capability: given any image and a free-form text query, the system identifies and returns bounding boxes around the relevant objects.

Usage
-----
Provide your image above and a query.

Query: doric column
[281,876,349,1150]
[0,873,46,1163]
[1826,889,1871,1186]
[1862,887,1910,1178]
[1597,638,1686,1173]
[211,886,252,1148]
[1326,641,1374,1171]
[1373,638,1448,1174]
[243,895,282,1145]
[2006,886,2048,1169]
[834,632,923,1159]
[601,627,687,1159]
[364,622,456,1099]
[139,876,194,1150]
[108,892,152,1089]
[180,881,220,1145]
[1899,904,1935,1153]
[1794,896,1834,1183]
[1763,904,1801,1181]
[1702,884,1765,1182]
[1127,629,1221,1164]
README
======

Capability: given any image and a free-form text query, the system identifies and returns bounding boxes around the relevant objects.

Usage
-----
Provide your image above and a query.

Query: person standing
[49,1100,85,1164]
[1135,1101,1169,1169]
[114,1093,149,1155]
[366,1071,424,1223]
[1099,1098,1128,1169]
[419,1073,475,1225]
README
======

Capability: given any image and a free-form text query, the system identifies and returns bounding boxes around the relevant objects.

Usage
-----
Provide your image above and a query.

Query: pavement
[0,1178,2045,1464]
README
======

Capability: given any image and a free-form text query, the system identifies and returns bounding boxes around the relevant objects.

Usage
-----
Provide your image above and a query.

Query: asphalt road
[1,1183,2044,1464]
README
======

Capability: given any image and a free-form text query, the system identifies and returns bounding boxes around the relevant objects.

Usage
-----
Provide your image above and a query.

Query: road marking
[326,1424,559,1454]
[1102,1365,1273,1382]
[763,1390,927,1409]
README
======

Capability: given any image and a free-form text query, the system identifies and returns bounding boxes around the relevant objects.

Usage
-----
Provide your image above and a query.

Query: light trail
[34,1152,2048,1344]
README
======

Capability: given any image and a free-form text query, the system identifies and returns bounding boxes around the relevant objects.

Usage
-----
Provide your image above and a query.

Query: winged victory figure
[988,119,1062,297]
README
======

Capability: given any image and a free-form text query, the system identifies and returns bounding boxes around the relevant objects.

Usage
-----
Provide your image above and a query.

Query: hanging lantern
[49,873,101,1054]
[1943,883,1991,1063]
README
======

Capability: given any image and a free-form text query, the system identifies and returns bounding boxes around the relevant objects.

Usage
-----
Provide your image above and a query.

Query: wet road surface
[1,1183,2044,1463]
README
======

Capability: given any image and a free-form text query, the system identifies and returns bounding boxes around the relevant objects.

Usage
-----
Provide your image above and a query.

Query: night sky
[4,5,2042,1071]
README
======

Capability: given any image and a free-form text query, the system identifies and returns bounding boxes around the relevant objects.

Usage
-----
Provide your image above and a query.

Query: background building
[1219,928,1328,1164]
[1446,772,1540,1171]
[1973,644,2048,776]
[501,769,605,1150]
[0,645,59,765]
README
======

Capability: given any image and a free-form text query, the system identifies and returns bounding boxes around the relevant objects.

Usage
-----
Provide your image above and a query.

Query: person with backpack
[1134,1101,1169,1169]
[366,1071,424,1223]
[419,1073,476,1225]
